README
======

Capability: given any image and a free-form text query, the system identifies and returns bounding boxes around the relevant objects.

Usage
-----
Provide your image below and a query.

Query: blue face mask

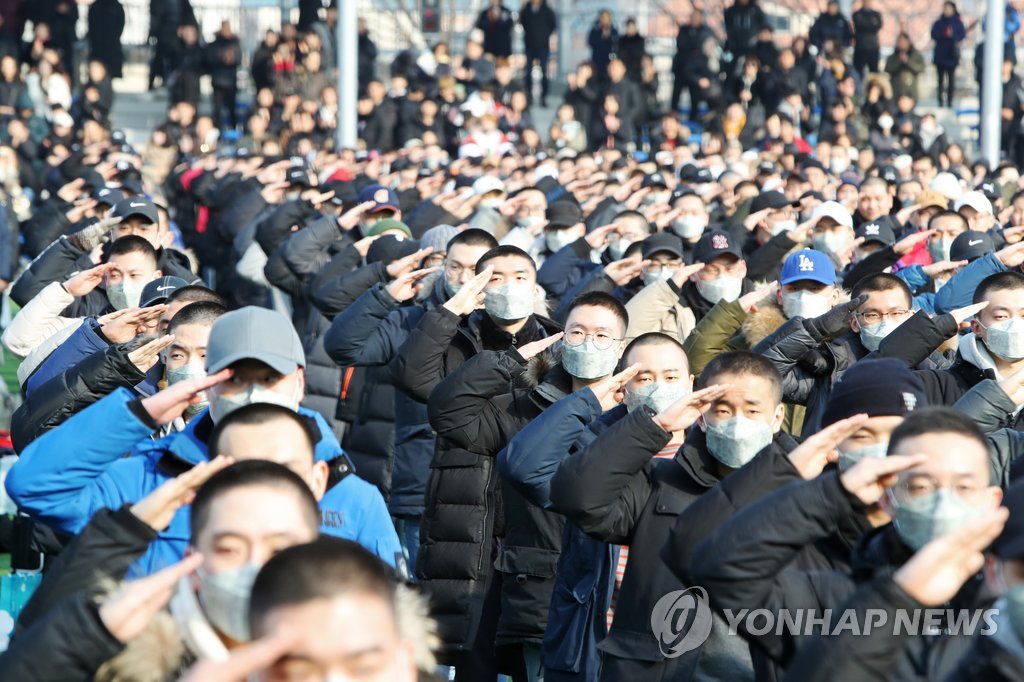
[165,363,208,417]
[484,283,535,321]
[890,488,984,551]
[561,340,618,380]
[837,441,888,472]
[623,382,690,413]
[704,415,774,468]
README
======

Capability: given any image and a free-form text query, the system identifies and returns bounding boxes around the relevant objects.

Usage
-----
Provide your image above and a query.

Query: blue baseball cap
[356,184,400,214]
[780,249,836,286]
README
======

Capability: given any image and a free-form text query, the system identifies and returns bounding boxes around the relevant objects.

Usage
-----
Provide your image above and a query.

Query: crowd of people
[6,0,1024,681]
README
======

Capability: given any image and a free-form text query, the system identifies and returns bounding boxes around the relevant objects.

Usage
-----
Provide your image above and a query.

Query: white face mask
[781,290,832,319]
[982,319,1024,361]
[878,115,894,130]
[811,232,850,258]
[545,229,579,254]
[207,382,302,423]
[673,215,707,240]
[623,381,691,413]
[607,237,632,260]
[643,268,675,287]
[197,563,261,642]
[107,278,147,310]
[770,219,797,236]
[696,275,743,304]
[705,414,774,468]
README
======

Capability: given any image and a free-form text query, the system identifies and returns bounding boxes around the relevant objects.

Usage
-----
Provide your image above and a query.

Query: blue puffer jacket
[6,388,402,576]
[323,276,447,518]
[25,319,109,396]
[932,252,1006,315]
[497,387,623,681]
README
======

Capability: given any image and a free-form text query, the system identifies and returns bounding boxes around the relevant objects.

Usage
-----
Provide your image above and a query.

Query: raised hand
[589,363,642,412]
[386,247,433,279]
[739,281,778,314]
[894,507,1009,606]
[839,453,929,505]
[178,628,303,682]
[140,369,232,425]
[57,178,85,203]
[127,334,175,372]
[101,305,169,344]
[259,180,288,204]
[806,294,869,339]
[950,301,990,325]
[99,553,205,643]
[998,365,1024,405]
[893,229,936,256]
[653,384,731,434]
[787,414,869,480]
[442,266,492,316]
[671,262,706,288]
[603,257,646,286]
[130,456,234,531]
[336,201,378,231]
[584,223,618,250]
[921,259,967,278]
[63,263,119,297]
[517,332,564,361]
[997,241,1024,268]
[386,267,438,302]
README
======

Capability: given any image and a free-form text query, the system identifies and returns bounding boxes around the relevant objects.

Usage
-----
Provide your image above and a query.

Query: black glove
[806,294,868,341]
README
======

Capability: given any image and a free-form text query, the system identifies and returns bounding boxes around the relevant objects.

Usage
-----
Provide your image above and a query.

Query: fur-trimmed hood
[738,289,851,349]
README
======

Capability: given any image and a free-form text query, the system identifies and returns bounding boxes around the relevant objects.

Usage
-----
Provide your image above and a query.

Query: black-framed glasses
[857,310,911,324]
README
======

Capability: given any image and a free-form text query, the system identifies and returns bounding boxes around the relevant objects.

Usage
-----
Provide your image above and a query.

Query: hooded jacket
[423,344,569,650]
[689,471,999,678]
[5,388,401,576]
[321,273,448,518]
[550,408,793,681]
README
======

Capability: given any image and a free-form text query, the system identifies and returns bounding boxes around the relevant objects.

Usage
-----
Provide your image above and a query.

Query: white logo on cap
[711,234,729,250]
[129,202,146,208]
[156,285,174,292]
[798,254,816,272]
[968,239,983,246]
[864,224,880,235]
[373,188,390,204]
[902,392,918,411]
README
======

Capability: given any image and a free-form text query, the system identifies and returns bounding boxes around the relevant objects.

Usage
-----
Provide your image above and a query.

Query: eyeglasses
[857,310,910,324]
[564,330,621,350]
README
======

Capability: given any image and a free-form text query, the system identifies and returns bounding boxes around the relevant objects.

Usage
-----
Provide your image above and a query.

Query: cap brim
[780,273,835,286]
[207,351,302,375]
[141,294,171,308]
[367,205,398,214]
[118,209,156,224]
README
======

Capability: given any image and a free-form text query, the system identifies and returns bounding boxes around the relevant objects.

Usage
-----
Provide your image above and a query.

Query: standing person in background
[87,0,125,80]
[852,0,883,77]
[672,11,716,114]
[208,20,241,130]
[149,0,196,91]
[723,0,768,78]
[885,32,926,103]
[520,0,556,107]
[617,18,646,81]
[931,1,967,107]
[588,10,618,85]
[358,17,377,92]
[476,0,515,60]
[809,0,853,54]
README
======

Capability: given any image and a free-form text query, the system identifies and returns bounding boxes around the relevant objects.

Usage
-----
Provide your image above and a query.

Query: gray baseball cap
[205,306,306,375]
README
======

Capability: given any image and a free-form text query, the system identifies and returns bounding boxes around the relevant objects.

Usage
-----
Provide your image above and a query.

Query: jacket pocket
[652,489,689,517]
[494,545,560,579]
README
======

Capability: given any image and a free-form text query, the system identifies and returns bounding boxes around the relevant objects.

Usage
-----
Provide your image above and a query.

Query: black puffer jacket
[428,346,571,649]
[551,410,794,681]
[393,305,560,649]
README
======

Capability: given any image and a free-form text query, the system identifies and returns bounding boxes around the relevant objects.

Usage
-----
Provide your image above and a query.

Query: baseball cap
[364,217,413,239]
[780,249,836,286]
[950,230,994,262]
[642,232,684,260]
[367,234,420,265]
[855,217,896,246]
[878,165,899,184]
[111,197,158,224]
[993,479,1024,559]
[472,176,505,196]
[916,190,949,211]
[356,184,400,214]
[820,359,927,427]
[641,172,669,190]
[678,164,713,184]
[977,181,1001,203]
[953,190,993,215]
[546,200,583,228]
[750,191,796,214]
[92,185,124,207]
[930,172,963,201]
[140,276,189,307]
[810,201,853,229]
[693,230,742,263]
[286,166,313,187]
[206,306,306,375]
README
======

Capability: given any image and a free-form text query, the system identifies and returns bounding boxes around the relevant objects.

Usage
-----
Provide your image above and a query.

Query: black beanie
[820,359,928,427]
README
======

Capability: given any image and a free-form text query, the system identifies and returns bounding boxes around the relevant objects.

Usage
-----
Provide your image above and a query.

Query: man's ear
[697,413,707,432]
[770,403,786,433]
[310,461,329,501]
[153,269,163,279]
